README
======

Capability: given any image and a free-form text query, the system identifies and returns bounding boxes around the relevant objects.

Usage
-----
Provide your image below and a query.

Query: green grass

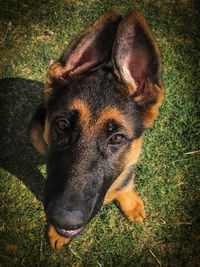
[0,0,199,266]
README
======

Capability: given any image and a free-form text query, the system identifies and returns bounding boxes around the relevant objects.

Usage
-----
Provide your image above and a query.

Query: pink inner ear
[128,48,148,85]
[120,48,149,95]
[63,37,98,74]
[64,51,83,72]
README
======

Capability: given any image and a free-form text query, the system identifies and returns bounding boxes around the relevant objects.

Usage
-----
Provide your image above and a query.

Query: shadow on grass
[0,78,45,202]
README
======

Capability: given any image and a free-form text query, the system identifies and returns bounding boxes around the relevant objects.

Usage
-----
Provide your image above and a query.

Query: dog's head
[42,10,163,237]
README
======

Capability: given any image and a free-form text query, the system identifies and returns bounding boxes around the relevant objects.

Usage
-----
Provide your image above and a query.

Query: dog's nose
[47,204,85,230]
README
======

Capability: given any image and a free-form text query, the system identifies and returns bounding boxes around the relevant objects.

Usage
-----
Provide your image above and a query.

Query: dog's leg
[48,224,71,249]
[104,191,146,222]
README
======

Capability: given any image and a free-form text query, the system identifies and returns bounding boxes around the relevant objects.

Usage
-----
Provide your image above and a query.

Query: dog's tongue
[55,227,83,238]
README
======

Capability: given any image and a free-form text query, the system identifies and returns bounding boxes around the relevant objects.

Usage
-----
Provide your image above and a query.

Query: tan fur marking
[124,137,143,167]
[95,106,133,136]
[30,123,46,155]
[141,85,164,128]
[44,119,50,144]
[69,99,92,134]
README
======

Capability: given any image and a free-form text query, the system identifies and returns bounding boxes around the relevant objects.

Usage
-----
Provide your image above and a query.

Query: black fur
[44,68,145,230]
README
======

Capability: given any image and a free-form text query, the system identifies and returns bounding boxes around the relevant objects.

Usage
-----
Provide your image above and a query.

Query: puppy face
[42,10,163,238]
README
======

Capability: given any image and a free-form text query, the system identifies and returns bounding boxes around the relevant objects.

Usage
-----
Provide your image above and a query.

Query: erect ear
[113,10,164,128]
[51,11,122,78]
[45,11,122,104]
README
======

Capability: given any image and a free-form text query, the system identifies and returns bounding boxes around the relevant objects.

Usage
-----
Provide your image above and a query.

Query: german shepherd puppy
[29,10,164,249]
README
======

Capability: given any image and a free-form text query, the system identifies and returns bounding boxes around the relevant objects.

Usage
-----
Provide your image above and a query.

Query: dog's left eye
[56,119,69,132]
[108,134,126,145]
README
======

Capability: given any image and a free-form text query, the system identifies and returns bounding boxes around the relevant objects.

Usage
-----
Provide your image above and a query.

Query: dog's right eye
[108,133,126,145]
[56,119,69,132]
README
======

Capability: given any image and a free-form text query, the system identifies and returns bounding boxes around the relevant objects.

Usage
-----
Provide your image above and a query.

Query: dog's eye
[56,119,69,131]
[108,134,126,145]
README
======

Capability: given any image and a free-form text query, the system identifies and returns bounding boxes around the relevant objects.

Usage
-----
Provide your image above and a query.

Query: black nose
[47,202,86,230]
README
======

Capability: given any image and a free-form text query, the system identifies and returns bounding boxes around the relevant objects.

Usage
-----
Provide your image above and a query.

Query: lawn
[0,0,199,266]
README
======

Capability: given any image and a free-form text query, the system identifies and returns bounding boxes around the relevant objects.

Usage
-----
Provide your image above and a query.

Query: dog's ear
[50,11,121,77]
[113,10,164,128]
[45,11,121,103]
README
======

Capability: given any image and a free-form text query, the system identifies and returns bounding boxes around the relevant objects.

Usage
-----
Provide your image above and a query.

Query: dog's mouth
[55,226,84,238]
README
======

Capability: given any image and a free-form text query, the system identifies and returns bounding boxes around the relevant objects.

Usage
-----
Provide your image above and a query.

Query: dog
[29,10,164,249]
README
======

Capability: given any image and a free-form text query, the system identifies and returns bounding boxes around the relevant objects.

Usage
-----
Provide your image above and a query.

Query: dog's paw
[48,224,71,249]
[118,192,147,222]
[125,198,146,222]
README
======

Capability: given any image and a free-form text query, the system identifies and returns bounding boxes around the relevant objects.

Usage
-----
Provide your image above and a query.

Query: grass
[0,0,199,266]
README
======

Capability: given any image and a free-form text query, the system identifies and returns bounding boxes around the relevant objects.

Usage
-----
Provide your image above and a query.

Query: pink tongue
[61,228,81,235]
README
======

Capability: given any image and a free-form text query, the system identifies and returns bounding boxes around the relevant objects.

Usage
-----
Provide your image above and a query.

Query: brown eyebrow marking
[95,106,133,136]
[69,100,133,136]
[69,99,92,132]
